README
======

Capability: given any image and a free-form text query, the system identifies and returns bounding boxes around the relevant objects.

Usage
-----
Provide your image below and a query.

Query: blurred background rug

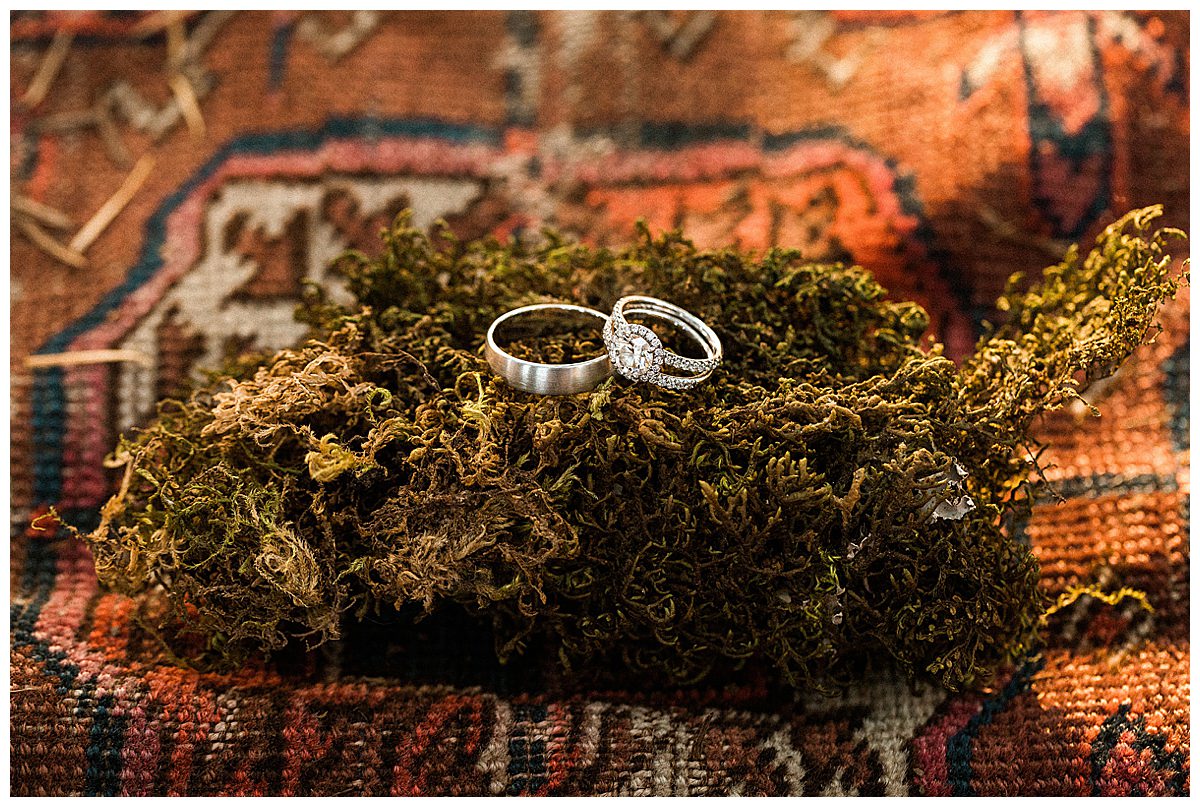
[10,10,1189,795]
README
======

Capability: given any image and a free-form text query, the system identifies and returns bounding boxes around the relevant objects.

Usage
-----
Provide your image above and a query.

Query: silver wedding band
[485,297,722,395]
[484,303,612,395]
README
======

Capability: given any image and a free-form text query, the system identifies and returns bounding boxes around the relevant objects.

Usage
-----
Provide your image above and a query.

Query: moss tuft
[73,207,1184,690]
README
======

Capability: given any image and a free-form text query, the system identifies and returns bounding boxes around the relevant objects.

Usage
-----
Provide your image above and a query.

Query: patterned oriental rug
[10,10,1190,796]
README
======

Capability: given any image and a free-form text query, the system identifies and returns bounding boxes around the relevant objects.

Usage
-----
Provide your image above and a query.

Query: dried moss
[74,206,1184,691]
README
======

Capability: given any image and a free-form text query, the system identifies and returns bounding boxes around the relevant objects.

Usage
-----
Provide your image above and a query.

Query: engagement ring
[603,295,722,390]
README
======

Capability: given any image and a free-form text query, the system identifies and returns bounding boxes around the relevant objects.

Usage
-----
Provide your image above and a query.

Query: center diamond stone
[617,334,653,370]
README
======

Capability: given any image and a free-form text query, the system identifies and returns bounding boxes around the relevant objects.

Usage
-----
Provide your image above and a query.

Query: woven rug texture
[10,10,1190,796]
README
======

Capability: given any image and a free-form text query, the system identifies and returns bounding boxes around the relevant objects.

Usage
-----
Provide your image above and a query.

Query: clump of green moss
[76,206,1183,691]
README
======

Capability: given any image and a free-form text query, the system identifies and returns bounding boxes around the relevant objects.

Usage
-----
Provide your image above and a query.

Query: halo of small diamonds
[603,297,721,391]
[604,321,665,382]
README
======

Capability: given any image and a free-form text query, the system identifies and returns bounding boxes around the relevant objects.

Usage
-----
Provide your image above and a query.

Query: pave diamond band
[604,295,722,390]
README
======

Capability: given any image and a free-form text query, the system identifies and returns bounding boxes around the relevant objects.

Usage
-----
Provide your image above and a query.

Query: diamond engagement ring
[603,295,722,390]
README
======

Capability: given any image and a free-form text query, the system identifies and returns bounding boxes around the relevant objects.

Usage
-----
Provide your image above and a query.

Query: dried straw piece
[36,108,99,132]
[165,19,206,139]
[69,154,156,254]
[94,110,133,167]
[14,216,87,269]
[33,102,130,167]
[22,29,74,107]
[27,349,154,370]
[185,11,237,60]
[297,11,381,62]
[131,10,195,38]
[168,73,206,140]
[978,204,1068,259]
[165,18,187,71]
[11,195,73,230]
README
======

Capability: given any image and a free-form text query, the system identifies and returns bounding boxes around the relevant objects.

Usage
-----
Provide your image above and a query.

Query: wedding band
[604,295,722,390]
[485,303,612,395]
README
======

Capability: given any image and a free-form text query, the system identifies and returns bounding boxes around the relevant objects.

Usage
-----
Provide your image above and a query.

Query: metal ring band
[604,295,723,390]
[485,303,612,395]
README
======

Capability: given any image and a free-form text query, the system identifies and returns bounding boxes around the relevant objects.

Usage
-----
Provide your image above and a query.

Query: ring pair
[485,296,722,395]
